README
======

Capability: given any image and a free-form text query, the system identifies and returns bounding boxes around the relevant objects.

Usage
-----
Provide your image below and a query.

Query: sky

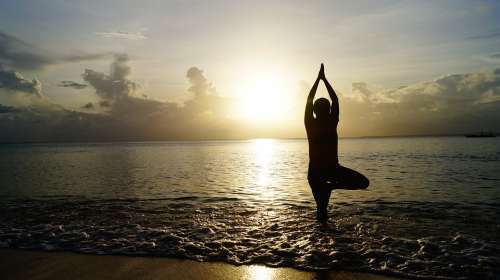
[1,0,500,142]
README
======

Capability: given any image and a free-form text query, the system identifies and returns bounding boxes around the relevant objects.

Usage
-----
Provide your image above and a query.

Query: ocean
[0,137,499,279]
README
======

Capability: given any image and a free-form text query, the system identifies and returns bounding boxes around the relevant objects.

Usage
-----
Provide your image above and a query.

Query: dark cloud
[58,81,88,90]
[0,105,125,143]
[99,100,111,108]
[110,54,132,80]
[81,102,94,110]
[0,31,109,70]
[0,66,42,97]
[0,104,19,114]
[82,54,137,101]
[0,31,52,70]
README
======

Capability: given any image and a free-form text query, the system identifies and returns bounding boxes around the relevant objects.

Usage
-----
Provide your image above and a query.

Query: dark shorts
[308,164,369,190]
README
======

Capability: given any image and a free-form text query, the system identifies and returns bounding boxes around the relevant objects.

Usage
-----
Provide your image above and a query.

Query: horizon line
[0,133,490,145]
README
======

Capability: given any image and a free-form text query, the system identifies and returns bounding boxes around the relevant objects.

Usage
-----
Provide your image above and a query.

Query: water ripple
[0,198,498,279]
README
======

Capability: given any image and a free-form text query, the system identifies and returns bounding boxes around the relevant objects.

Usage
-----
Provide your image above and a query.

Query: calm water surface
[0,137,499,279]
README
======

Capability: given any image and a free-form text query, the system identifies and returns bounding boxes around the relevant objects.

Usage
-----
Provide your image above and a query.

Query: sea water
[0,137,499,279]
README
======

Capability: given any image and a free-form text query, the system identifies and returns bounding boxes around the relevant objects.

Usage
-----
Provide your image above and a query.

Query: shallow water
[0,137,499,279]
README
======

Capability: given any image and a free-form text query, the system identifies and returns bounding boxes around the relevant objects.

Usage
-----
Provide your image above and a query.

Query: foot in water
[317,208,328,223]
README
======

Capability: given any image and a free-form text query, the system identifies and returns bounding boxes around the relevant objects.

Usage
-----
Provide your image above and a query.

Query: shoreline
[0,249,403,280]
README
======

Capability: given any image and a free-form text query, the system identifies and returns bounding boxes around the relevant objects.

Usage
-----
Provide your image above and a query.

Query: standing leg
[308,171,331,222]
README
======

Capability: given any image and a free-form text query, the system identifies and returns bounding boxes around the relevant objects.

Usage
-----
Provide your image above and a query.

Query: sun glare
[247,265,274,280]
[236,71,292,122]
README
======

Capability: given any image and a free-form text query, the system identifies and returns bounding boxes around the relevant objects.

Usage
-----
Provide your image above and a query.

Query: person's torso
[306,117,338,168]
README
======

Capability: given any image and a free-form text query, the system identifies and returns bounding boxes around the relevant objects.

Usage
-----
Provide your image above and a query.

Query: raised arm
[321,66,339,119]
[305,70,321,127]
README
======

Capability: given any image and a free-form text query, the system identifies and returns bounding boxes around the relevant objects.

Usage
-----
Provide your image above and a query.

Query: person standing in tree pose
[305,63,369,222]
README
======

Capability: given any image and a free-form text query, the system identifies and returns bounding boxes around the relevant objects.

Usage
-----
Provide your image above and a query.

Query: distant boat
[464,131,496,138]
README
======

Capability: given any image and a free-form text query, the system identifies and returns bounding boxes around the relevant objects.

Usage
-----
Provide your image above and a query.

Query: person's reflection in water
[305,64,369,222]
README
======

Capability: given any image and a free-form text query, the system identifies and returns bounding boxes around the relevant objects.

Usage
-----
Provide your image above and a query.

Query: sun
[236,71,292,122]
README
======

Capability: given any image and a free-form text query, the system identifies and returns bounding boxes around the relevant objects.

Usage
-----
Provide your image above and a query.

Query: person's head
[313,98,330,118]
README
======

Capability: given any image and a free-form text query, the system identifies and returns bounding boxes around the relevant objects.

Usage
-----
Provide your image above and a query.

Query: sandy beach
[0,249,402,280]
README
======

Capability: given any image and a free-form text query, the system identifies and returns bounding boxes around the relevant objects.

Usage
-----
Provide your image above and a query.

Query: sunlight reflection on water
[247,265,274,280]
[252,139,275,199]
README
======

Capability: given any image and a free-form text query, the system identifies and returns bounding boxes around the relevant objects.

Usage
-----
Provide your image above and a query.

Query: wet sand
[0,249,403,280]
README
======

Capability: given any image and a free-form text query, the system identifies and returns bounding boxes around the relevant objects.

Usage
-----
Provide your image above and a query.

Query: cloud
[186,67,216,97]
[0,104,19,114]
[58,81,88,90]
[0,66,42,97]
[61,52,111,63]
[95,31,147,40]
[341,68,500,136]
[0,31,110,70]
[2,53,499,142]
[491,53,500,59]
[0,105,120,143]
[0,57,240,142]
[81,102,94,109]
[0,31,53,70]
[82,54,137,101]
[467,29,500,40]
[482,52,500,63]
[99,100,111,108]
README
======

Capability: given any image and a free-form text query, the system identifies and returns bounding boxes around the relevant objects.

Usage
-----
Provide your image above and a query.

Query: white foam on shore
[0,198,498,279]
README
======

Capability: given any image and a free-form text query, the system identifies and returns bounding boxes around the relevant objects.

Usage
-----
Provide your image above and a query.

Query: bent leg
[329,165,369,190]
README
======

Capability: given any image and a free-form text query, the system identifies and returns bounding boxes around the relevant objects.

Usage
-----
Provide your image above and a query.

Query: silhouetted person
[305,64,369,222]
